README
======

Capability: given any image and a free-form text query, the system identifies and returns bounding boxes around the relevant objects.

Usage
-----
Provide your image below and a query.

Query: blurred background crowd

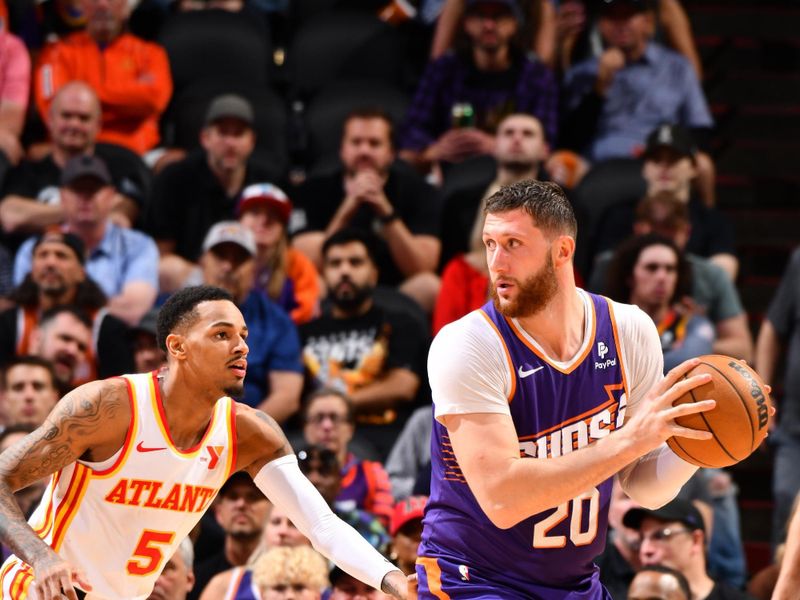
[0,0,797,598]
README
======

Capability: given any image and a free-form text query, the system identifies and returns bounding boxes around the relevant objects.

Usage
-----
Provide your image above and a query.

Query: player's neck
[515,285,584,362]
[157,370,219,446]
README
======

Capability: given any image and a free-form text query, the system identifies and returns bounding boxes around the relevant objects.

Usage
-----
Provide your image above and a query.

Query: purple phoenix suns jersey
[418,293,629,599]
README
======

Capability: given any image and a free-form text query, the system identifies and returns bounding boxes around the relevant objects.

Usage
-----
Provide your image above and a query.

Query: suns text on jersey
[519,386,627,459]
[104,479,217,513]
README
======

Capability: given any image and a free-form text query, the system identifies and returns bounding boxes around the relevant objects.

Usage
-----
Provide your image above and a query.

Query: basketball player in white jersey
[0,286,408,600]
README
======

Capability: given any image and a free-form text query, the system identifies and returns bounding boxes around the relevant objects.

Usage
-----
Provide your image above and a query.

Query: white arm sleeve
[611,301,698,508]
[428,312,512,421]
[253,455,399,591]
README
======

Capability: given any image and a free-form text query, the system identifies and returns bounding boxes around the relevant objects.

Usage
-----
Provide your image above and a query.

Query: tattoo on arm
[381,572,403,597]
[0,381,127,566]
[253,410,292,460]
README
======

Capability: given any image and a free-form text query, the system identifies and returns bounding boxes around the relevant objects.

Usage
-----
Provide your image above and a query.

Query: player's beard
[491,253,558,318]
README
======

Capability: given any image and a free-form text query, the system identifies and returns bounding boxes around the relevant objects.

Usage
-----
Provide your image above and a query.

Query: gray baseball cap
[204,94,254,127]
[202,221,256,256]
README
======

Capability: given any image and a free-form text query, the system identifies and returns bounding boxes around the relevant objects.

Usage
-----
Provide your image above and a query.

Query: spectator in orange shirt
[34,0,173,155]
[237,183,320,326]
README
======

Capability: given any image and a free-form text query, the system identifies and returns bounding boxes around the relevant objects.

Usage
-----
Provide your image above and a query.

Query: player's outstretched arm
[235,406,407,599]
[0,378,130,600]
[443,358,716,529]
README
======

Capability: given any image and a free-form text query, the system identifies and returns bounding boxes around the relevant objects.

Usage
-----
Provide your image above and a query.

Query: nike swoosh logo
[136,441,167,453]
[518,365,545,378]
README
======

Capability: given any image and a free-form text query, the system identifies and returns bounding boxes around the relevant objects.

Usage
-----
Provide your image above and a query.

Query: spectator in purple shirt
[398,0,558,176]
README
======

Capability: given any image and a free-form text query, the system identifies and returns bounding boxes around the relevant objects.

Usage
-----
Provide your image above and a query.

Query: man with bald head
[0,81,149,235]
[439,112,551,268]
[628,566,691,600]
[33,0,172,155]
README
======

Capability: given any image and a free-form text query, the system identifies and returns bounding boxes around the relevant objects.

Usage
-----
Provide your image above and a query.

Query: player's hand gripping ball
[667,355,772,468]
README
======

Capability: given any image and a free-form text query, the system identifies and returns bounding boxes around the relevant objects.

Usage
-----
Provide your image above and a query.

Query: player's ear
[166,333,186,360]
[553,235,574,266]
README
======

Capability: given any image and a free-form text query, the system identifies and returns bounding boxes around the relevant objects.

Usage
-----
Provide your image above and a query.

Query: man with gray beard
[0,229,134,385]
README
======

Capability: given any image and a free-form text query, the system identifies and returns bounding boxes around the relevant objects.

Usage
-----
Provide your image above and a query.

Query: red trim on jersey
[92,376,138,477]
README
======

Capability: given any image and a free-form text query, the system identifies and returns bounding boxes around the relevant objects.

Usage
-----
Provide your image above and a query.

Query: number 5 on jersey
[127,530,175,575]
[533,488,599,548]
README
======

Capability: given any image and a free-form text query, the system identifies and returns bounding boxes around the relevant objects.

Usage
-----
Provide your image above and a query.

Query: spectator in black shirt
[300,229,428,459]
[0,81,148,236]
[592,124,737,280]
[290,108,442,311]
[145,94,275,275]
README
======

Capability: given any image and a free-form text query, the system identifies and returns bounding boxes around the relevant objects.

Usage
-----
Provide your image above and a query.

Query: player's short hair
[633,565,691,600]
[321,228,380,268]
[156,286,234,352]
[484,179,577,239]
[302,387,355,425]
[0,356,59,391]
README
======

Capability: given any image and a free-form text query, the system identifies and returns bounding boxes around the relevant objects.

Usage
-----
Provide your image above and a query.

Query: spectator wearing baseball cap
[144,93,278,278]
[624,499,752,600]
[198,221,303,422]
[0,224,136,383]
[591,122,740,284]
[388,496,426,576]
[237,183,321,325]
[13,155,159,327]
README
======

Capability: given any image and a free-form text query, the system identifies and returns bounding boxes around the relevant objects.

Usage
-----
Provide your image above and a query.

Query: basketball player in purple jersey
[417,180,717,599]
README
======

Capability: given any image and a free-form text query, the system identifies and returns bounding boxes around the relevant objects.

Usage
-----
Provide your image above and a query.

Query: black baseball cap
[465,0,522,20]
[623,498,705,533]
[218,471,259,497]
[598,0,652,14]
[60,155,112,187]
[643,124,697,160]
[204,94,254,127]
[32,229,86,265]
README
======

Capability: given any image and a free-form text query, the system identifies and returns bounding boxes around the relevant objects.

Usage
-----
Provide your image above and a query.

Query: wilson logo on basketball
[206,446,224,470]
[728,361,769,429]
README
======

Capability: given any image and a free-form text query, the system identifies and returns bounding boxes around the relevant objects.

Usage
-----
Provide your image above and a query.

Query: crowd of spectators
[0,0,793,598]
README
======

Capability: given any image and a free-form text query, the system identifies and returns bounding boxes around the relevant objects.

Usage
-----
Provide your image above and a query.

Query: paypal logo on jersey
[595,341,616,370]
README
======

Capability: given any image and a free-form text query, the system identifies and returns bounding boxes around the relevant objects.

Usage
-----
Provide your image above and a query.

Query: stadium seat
[158,9,271,94]
[286,12,405,101]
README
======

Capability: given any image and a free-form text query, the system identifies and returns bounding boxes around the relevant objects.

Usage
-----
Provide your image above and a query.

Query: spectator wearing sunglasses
[297,445,390,555]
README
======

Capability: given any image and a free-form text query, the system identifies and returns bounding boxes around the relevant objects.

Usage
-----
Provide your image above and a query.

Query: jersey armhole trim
[605,297,630,399]
[91,375,139,478]
[225,398,238,480]
[478,310,516,403]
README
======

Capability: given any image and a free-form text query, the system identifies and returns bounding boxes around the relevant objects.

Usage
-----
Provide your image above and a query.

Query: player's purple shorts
[415,555,613,600]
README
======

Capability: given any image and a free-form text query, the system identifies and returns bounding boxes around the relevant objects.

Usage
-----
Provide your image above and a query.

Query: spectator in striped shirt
[398,0,558,175]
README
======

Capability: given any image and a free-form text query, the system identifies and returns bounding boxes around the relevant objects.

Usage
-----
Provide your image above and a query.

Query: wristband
[379,211,399,225]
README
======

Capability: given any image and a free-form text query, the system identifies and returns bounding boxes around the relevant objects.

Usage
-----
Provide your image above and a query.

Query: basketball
[666,355,772,468]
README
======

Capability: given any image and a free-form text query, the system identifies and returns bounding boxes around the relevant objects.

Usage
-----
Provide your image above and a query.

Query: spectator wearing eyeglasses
[605,232,714,373]
[297,445,390,555]
[302,389,394,529]
[624,499,754,600]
